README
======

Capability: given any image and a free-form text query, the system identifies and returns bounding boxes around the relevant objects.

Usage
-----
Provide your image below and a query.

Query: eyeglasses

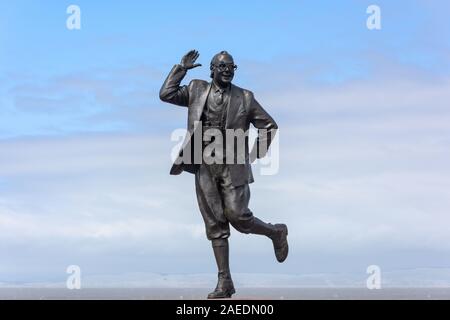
[214,63,238,72]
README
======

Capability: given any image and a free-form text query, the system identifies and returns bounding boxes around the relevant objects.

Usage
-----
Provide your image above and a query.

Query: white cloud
[2,55,450,283]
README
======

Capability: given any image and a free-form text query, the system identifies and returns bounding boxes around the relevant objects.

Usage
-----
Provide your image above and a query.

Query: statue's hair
[210,51,234,78]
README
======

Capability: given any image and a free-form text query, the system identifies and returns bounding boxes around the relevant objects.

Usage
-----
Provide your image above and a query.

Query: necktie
[214,89,224,105]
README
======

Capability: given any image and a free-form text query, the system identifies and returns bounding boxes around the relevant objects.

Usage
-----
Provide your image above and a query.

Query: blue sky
[1,0,449,137]
[1,1,450,287]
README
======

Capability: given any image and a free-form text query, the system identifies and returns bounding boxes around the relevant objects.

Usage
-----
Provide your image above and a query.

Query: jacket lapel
[192,83,212,124]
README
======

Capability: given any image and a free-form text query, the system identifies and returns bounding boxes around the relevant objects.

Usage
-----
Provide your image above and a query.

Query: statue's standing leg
[209,239,235,299]
[195,164,235,299]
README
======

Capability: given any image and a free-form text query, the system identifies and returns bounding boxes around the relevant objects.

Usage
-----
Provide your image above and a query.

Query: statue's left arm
[248,94,278,160]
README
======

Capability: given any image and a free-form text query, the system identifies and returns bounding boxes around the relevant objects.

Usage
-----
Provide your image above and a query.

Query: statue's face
[212,54,236,86]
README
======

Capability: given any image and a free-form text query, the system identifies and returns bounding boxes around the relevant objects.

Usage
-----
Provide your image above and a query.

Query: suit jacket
[159,64,278,186]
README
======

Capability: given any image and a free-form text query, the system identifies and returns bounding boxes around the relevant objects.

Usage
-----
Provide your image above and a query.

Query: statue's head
[210,51,237,86]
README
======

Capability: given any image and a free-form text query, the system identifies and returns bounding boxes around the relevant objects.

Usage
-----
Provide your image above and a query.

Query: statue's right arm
[159,64,190,107]
[159,50,202,107]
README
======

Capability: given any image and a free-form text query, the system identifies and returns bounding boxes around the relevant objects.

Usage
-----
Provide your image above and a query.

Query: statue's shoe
[207,287,236,299]
[207,277,235,299]
[271,224,289,263]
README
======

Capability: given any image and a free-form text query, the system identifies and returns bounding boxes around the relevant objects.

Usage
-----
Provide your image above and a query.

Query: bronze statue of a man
[160,50,289,299]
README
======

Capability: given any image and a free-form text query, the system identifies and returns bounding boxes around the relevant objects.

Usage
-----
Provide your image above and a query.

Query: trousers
[195,163,255,240]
